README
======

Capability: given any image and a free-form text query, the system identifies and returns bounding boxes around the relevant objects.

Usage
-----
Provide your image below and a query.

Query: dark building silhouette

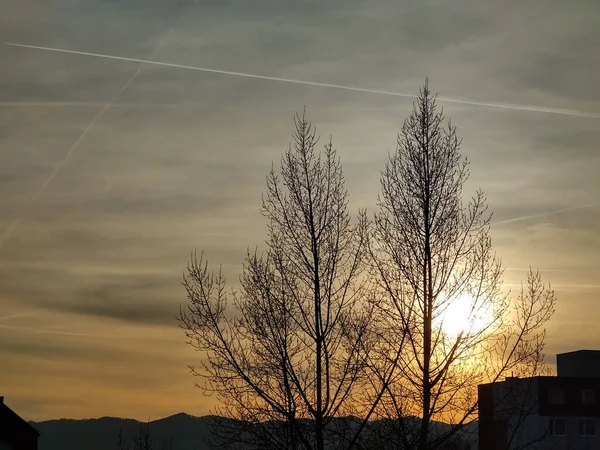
[479,350,600,450]
[0,397,40,450]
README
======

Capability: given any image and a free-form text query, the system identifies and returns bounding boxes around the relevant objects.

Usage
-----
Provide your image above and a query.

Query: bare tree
[179,111,397,450]
[117,422,173,450]
[368,80,556,450]
[117,428,132,450]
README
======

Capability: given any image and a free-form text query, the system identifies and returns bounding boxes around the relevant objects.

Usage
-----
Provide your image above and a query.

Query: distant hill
[30,413,215,450]
[30,414,477,450]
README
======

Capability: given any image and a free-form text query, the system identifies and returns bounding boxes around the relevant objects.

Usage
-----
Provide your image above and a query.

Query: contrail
[4,42,600,120]
[493,202,600,226]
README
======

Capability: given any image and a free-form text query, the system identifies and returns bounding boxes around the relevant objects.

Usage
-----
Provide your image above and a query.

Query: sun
[436,294,492,337]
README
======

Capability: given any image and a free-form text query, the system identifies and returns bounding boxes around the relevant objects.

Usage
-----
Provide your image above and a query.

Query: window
[550,419,566,436]
[581,389,595,405]
[549,388,565,404]
[579,419,596,436]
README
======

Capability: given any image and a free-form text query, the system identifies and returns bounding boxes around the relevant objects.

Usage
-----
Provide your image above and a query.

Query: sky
[0,0,599,422]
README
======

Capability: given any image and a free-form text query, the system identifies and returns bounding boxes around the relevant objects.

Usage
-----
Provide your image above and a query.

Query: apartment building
[478,350,600,450]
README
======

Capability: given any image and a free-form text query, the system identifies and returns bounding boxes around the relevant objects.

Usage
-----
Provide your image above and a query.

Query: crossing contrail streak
[4,42,600,119]
[493,202,600,226]
[0,62,146,248]
[0,1,203,248]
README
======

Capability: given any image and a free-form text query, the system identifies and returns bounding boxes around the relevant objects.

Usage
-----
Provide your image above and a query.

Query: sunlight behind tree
[435,293,495,338]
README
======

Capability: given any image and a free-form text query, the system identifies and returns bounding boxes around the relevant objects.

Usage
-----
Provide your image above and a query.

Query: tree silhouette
[366,80,556,450]
[179,111,398,450]
[179,85,556,450]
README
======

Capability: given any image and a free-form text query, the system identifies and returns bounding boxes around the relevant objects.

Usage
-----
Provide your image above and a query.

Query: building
[0,397,40,450]
[479,350,600,450]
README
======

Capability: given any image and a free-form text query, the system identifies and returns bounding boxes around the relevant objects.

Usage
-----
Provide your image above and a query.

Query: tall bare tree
[369,80,556,450]
[179,111,396,450]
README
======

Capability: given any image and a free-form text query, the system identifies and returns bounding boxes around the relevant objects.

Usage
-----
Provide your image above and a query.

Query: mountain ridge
[29,413,478,450]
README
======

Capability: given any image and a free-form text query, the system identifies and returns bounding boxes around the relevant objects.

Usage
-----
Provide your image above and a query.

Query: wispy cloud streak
[4,42,600,119]
[0,323,179,340]
[0,311,38,322]
[503,283,600,290]
[0,101,198,109]
[493,202,600,227]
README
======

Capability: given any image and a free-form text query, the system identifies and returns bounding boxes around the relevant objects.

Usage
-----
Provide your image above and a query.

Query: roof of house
[0,396,41,439]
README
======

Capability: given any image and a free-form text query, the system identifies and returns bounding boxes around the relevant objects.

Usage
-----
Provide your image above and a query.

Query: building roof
[557,349,600,356]
[480,375,600,384]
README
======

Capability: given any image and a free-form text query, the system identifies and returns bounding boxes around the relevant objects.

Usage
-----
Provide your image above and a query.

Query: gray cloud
[0,264,181,326]
[0,334,141,362]
[65,281,180,326]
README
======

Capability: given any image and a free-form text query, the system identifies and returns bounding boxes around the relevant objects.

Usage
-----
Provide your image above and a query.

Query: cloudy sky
[1,0,598,421]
